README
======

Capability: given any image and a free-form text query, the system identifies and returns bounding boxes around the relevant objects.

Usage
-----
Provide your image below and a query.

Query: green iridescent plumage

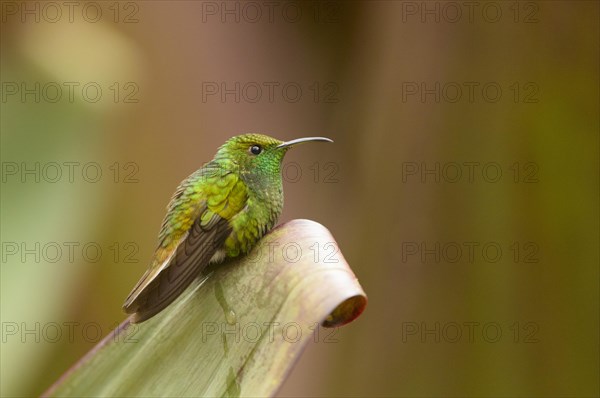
[123,133,332,322]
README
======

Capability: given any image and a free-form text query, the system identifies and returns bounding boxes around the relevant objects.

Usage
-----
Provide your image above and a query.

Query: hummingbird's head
[216,134,333,182]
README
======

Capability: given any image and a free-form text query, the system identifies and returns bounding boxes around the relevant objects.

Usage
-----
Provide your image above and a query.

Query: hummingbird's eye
[249,145,262,155]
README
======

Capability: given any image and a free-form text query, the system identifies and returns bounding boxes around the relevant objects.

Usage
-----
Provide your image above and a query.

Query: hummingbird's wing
[122,210,231,323]
[123,167,247,323]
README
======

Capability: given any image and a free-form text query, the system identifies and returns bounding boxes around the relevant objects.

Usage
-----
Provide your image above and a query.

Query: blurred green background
[1,1,598,396]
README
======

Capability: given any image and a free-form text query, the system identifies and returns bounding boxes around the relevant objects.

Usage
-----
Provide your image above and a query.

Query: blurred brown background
[1,1,598,396]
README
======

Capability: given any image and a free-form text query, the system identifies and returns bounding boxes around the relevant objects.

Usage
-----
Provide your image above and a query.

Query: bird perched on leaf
[123,133,333,323]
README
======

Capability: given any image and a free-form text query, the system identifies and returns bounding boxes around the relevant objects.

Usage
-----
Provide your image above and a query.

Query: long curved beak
[276,137,333,149]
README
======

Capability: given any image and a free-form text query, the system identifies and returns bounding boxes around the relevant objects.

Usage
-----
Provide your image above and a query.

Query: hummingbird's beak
[276,137,333,149]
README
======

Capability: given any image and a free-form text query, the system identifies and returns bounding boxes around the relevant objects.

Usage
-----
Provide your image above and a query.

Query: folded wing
[123,210,231,323]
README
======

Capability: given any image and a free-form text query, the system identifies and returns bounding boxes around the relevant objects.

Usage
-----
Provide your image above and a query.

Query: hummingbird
[123,133,333,323]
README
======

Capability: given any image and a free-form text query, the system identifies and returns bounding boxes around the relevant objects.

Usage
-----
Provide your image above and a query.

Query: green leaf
[43,219,367,397]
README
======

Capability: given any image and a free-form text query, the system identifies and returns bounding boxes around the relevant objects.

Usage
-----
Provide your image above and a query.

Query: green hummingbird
[123,133,333,323]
